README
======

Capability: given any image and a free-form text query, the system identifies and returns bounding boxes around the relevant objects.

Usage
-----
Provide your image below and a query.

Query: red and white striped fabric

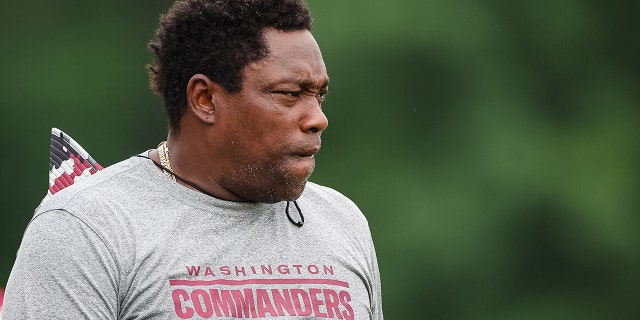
[45,128,103,200]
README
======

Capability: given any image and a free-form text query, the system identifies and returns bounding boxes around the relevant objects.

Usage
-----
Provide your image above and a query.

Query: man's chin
[249,179,308,204]
[229,162,313,203]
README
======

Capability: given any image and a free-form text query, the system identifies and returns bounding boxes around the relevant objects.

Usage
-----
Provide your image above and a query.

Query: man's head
[148,0,329,203]
[148,0,313,132]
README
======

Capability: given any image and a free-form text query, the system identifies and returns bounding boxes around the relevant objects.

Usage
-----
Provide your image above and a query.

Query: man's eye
[316,91,328,102]
[275,91,300,97]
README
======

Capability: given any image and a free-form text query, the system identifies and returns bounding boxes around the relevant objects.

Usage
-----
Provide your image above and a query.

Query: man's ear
[186,74,221,125]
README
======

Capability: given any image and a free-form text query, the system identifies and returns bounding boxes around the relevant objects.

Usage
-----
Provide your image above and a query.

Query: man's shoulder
[36,155,150,215]
[302,181,369,224]
[304,181,353,202]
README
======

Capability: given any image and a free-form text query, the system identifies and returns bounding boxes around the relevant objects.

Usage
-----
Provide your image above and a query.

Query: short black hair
[148,0,313,131]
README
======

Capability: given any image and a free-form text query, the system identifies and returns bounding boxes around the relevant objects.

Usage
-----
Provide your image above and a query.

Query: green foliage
[1,0,638,318]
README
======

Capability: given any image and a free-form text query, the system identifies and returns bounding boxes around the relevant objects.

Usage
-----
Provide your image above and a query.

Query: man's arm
[368,231,384,319]
[3,210,119,319]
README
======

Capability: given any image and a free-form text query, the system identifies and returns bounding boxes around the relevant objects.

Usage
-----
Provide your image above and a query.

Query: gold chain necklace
[157,141,176,181]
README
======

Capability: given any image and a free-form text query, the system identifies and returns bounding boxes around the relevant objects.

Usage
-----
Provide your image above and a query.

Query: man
[3,0,383,319]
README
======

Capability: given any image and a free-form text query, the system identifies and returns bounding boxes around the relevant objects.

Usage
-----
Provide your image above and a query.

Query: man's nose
[300,96,329,133]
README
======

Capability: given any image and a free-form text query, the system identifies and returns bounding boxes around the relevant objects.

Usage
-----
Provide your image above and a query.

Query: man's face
[210,28,329,203]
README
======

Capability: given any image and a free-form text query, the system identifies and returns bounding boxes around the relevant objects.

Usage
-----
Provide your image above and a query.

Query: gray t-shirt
[4,155,383,319]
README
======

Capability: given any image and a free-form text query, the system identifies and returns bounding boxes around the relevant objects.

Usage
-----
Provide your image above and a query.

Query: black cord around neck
[135,154,304,227]
[286,200,304,227]
[136,154,219,198]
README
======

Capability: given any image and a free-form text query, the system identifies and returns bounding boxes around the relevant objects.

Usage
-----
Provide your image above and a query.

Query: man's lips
[294,145,321,158]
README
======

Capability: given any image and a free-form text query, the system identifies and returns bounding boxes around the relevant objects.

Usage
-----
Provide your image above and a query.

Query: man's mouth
[295,146,320,158]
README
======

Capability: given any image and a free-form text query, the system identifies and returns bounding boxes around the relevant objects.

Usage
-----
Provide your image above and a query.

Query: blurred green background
[1,0,639,318]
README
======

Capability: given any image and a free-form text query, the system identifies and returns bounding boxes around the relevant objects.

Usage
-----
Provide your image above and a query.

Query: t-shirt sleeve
[369,232,384,319]
[3,210,119,319]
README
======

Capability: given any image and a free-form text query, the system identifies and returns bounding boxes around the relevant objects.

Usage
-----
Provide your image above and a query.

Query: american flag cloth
[45,128,103,200]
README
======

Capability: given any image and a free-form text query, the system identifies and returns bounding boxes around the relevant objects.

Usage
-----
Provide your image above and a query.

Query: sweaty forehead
[246,29,328,86]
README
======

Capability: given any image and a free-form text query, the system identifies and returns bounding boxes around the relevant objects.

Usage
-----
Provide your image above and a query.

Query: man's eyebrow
[299,78,329,88]
[270,76,329,89]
